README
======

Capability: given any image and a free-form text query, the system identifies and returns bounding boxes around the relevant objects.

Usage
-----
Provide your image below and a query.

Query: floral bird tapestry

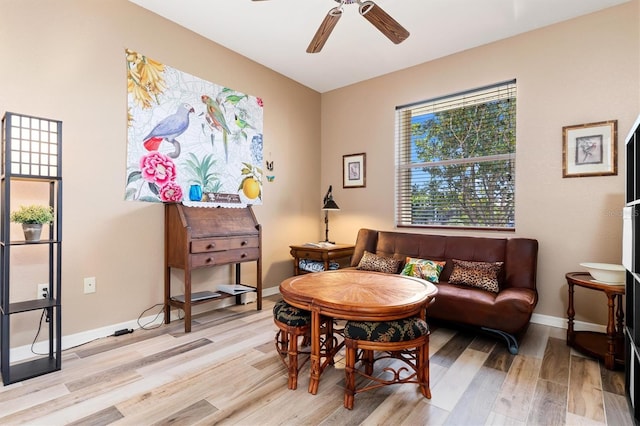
[125,49,263,206]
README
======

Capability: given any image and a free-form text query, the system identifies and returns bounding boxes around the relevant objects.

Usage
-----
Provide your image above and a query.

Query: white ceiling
[129,0,629,93]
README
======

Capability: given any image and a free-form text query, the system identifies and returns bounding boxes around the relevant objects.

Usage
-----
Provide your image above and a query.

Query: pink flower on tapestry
[140,152,177,185]
[159,181,183,202]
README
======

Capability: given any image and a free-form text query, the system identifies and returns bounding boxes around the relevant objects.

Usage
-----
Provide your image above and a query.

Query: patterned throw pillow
[356,251,401,274]
[400,257,445,283]
[344,317,429,342]
[298,259,339,273]
[448,259,504,293]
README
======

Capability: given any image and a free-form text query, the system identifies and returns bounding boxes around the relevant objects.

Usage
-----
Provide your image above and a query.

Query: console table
[289,243,355,275]
[164,204,262,332]
[565,272,624,369]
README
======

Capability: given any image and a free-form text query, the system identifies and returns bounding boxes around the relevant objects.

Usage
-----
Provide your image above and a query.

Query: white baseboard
[10,286,281,363]
[530,312,606,333]
[10,287,603,363]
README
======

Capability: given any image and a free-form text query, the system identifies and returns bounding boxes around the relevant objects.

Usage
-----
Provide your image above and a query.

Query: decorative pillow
[400,257,445,283]
[448,259,504,293]
[356,251,401,274]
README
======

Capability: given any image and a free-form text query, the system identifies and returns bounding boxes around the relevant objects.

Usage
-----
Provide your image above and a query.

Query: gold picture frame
[343,153,366,188]
[562,120,617,178]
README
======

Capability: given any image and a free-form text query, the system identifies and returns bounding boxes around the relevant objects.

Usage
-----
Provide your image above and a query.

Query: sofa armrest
[505,238,538,291]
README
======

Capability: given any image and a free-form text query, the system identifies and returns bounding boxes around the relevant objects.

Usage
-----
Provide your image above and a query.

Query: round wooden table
[279,270,438,394]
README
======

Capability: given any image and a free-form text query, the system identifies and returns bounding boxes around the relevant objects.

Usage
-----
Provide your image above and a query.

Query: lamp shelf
[3,298,58,315]
[0,112,63,385]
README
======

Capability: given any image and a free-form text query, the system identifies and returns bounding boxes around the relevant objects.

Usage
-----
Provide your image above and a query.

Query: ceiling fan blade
[306,7,342,54]
[358,1,410,44]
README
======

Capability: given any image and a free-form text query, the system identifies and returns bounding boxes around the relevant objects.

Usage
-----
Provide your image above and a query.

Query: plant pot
[22,223,43,242]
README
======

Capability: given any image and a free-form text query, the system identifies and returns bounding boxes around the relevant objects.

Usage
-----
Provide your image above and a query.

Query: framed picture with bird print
[562,120,617,178]
[343,153,366,188]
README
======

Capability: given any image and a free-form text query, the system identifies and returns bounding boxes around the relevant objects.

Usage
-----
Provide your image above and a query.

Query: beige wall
[321,1,640,325]
[0,0,321,346]
[1,1,638,347]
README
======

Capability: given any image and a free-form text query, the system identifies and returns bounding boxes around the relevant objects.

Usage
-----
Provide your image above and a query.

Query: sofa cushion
[448,259,504,293]
[400,257,445,283]
[356,251,401,273]
[273,299,311,327]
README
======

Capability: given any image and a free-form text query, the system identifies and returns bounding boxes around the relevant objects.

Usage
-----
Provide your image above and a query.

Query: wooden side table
[565,272,624,370]
[289,244,355,275]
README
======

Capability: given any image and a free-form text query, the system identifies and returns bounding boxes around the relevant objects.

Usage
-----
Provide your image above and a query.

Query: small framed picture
[562,120,617,178]
[343,153,366,188]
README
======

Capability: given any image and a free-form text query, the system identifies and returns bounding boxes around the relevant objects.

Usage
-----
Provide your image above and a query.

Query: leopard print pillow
[356,251,401,274]
[448,259,504,293]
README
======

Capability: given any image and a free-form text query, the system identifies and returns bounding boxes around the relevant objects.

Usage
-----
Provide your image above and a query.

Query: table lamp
[322,185,340,243]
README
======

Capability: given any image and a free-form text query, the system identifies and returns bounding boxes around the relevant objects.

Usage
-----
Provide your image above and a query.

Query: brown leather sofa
[350,228,539,354]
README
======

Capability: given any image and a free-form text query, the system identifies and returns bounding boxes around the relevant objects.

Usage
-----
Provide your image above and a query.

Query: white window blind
[395,80,516,230]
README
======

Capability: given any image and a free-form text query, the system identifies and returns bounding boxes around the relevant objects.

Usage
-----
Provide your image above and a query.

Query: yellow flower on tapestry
[126,48,166,110]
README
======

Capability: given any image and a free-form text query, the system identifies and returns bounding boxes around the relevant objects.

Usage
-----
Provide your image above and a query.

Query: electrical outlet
[84,277,96,294]
[37,283,48,300]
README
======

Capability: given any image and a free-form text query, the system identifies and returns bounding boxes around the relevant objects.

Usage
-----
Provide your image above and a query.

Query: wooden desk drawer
[191,247,260,267]
[191,236,259,253]
[296,250,324,261]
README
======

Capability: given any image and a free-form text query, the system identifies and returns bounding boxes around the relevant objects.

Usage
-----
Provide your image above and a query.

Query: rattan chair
[343,316,431,409]
[273,299,338,390]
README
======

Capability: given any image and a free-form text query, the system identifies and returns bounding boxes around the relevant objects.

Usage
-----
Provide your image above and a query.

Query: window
[395,80,516,230]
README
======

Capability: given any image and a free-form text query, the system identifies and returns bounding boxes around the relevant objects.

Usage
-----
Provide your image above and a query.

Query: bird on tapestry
[234,112,254,141]
[142,103,194,158]
[201,94,232,162]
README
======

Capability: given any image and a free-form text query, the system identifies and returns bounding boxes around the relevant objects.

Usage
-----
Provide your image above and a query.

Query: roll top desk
[164,203,262,332]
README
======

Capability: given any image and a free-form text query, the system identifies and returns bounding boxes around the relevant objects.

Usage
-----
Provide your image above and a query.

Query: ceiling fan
[251,0,410,53]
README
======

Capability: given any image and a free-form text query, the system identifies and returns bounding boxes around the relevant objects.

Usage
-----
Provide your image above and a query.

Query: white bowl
[579,262,626,283]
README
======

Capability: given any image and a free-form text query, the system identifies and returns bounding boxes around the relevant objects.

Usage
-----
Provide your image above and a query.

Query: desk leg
[293,257,300,276]
[164,265,171,325]
[184,269,192,333]
[605,293,616,370]
[309,309,321,395]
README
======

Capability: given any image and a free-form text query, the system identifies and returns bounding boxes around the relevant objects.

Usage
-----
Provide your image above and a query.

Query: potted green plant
[10,204,54,242]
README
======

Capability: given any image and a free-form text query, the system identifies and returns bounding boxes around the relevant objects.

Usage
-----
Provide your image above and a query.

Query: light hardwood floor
[0,296,633,425]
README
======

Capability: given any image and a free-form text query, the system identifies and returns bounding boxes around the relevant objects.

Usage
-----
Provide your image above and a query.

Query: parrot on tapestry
[201,94,232,162]
[234,112,255,140]
[142,103,194,158]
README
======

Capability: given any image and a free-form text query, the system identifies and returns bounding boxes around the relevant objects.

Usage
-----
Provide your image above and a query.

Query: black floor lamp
[322,185,340,243]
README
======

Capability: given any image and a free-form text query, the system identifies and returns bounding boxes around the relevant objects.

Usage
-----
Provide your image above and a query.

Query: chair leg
[326,320,335,365]
[363,349,374,376]
[275,325,307,390]
[418,337,431,399]
[288,332,299,390]
[275,330,289,359]
[344,341,357,410]
[342,333,431,409]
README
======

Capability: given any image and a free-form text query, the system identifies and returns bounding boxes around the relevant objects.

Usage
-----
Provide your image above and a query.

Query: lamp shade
[322,185,340,210]
[322,198,340,210]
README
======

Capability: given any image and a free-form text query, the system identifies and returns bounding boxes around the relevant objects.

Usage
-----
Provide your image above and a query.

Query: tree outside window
[396,81,516,230]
